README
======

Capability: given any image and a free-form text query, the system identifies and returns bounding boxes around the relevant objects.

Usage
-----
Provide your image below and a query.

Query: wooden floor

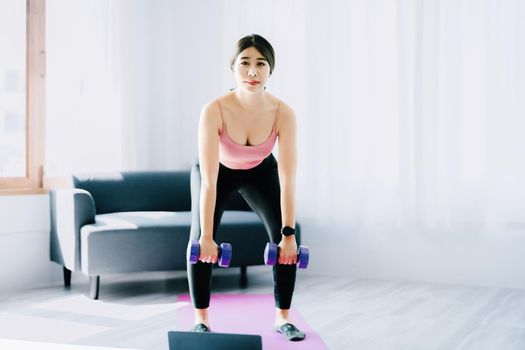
[1,267,525,350]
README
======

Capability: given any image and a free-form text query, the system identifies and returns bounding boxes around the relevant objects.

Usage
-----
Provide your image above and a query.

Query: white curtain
[215,0,525,231]
[46,0,123,176]
[315,0,525,231]
[45,0,525,231]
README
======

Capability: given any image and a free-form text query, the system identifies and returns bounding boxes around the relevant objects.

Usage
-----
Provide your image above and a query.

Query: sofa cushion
[79,210,273,274]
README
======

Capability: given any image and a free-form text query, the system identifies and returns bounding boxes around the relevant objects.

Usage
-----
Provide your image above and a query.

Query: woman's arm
[277,104,298,239]
[197,102,221,251]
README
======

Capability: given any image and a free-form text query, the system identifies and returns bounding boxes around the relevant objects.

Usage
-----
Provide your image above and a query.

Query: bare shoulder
[277,100,295,118]
[275,99,297,133]
[199,99,222,131]
[216,91,236,108]
[201,98,222,117]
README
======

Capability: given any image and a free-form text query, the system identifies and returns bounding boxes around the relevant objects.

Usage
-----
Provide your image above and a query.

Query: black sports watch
[281,226,296,237]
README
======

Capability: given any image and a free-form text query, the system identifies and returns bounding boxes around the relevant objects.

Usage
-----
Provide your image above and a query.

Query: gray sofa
[49,170,301,299]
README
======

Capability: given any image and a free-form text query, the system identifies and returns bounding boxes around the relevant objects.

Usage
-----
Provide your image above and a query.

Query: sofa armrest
[50,188,96,271]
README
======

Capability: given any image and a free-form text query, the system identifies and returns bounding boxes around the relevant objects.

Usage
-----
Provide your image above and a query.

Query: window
[0,0,45,194]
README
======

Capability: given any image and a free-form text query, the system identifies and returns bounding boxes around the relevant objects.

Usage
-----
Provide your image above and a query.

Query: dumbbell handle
[187,240,232,267]
[264,242,309,269]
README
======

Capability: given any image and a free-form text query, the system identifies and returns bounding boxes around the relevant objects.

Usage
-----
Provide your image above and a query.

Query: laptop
[168,331,263,350]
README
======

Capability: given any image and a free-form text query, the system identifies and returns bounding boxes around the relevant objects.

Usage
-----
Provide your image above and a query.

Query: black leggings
[187,154,297,309]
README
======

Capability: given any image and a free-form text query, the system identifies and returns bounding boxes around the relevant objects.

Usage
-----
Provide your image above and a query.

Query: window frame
[0,0,46,195]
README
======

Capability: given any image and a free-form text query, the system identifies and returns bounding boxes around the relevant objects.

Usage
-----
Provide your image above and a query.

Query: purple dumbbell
[187,240,232,267]
[264,242,309,269]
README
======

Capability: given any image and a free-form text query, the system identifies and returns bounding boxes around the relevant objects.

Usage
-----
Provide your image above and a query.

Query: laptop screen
[168,331,263,350]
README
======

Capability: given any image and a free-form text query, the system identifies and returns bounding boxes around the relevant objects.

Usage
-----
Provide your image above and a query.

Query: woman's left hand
[277,236,298,265]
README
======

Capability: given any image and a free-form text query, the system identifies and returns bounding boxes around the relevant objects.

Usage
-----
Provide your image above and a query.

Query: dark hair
[230,34,275,75]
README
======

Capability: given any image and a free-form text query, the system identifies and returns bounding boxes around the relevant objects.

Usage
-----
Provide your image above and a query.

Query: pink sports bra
[218,101,279,170]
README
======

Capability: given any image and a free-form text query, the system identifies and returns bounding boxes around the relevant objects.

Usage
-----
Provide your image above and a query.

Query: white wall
[305,219,525,290]
[0,195,62,295]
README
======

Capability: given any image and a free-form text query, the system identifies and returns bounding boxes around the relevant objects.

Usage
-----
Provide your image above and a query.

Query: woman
[187,34,305,341]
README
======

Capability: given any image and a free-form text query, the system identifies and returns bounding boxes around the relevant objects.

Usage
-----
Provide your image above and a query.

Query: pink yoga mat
[175,294,328,350]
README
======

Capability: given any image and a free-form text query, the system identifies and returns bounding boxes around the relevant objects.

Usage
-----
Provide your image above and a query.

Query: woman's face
[232,46,271,92]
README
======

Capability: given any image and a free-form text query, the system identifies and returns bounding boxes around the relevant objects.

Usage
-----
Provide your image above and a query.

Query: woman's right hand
[198,236,219,264]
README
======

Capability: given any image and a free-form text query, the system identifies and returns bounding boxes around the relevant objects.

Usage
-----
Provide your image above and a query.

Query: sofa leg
[63,267,71,287]
[240,266,248,288]
[90,276,100,299]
